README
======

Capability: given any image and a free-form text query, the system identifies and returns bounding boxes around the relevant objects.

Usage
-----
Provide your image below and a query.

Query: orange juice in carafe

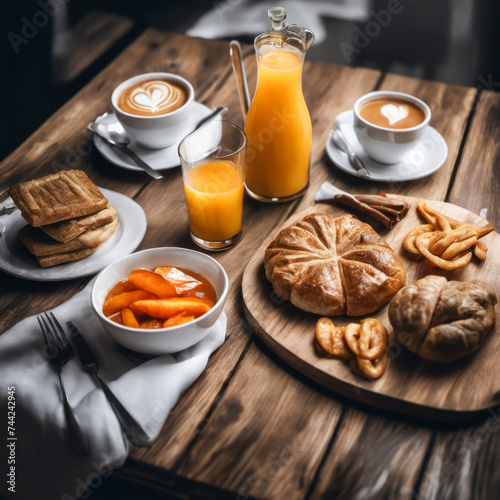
[245,6,314,202]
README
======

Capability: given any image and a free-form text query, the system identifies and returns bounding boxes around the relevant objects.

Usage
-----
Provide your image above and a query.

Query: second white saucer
[93,101,213,172]
[326,110,448,182]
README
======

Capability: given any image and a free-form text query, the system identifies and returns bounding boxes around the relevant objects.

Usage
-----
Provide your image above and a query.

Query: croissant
[389,276,497,362]
[264,213,406,316]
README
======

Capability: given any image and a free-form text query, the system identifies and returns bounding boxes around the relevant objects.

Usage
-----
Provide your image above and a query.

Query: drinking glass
[178,120,246,251]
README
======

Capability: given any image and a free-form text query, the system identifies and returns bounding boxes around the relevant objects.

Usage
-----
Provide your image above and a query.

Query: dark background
[0,0,498,165]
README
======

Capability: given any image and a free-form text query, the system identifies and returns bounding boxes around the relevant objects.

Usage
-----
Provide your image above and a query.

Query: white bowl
[111,72,195,149]
[353,90,431,164]
[92,247,228,355]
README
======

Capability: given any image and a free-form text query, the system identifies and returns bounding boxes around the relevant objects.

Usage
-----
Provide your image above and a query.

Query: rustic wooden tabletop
[1,29,499,500]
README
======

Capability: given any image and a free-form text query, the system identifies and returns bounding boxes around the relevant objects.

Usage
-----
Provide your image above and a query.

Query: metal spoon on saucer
[193,106,228,131]
[88,113,163,180]
[89,108,228,179]
[329,129,371,178]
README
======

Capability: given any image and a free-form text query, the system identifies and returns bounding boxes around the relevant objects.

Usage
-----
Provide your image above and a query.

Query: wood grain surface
[1,28,500,500]
[242,197,500,420]
[308,408,432,499]
[448,89,500,228]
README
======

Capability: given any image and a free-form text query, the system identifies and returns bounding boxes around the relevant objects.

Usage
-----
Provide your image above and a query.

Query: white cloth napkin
[314,181,352,203]
[0,278,226,500]
[187,0,370,45]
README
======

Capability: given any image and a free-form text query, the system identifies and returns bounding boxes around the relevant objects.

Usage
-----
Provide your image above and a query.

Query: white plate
[93,102,213,171]
[0,188,146,281]
[326,110,448,182]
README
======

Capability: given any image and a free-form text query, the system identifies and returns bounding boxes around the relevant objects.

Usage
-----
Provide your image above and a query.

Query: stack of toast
[8,170,119,267]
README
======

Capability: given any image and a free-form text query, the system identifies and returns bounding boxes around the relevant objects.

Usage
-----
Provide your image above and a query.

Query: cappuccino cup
[112,72,195,149]
[353,91,431,164]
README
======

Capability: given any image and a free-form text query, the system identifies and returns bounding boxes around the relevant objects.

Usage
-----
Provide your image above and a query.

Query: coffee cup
[353,91,431,164]
[111,72,195,149]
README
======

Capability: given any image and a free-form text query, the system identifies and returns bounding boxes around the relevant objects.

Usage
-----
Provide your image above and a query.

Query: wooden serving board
[242,196,500,421]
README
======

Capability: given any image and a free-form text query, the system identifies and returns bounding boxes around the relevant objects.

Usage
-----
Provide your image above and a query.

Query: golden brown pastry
[265,213,406,316]
[389,276,497,362]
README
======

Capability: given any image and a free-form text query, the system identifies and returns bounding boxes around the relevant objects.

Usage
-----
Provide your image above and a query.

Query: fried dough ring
[403,224,435,254]
[350,354,388,380]
[407,200,495,270]
[427,226,477,256]
[418,199,495,237]
[418,199,451,232]
[478,223,495,238]
[415,232,472,270]
[316,318,389,380]
[344,323,361,356]
[417,199,437,226]
[474,241,488,260]
[440,235,478,260]
[315,317,353,359]
[344,318,388,361]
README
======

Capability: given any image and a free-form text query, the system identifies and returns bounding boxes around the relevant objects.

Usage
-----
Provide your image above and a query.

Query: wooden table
[1,29,499,500]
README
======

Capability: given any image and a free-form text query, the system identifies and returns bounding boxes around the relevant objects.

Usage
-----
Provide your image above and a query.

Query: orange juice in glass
[179,120,246,250]
[245,7,314,202]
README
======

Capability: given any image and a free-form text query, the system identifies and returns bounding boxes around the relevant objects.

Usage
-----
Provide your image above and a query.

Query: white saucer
[93,101,213,171]
[0,188,146,281]
[326,110,448,182]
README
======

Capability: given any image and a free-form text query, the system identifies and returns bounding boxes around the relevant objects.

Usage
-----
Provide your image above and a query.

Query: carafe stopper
[268,6,286,29]
[268,6,286,45]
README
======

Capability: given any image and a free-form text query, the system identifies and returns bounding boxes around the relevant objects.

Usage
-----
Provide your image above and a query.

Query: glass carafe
[245,6,314,203]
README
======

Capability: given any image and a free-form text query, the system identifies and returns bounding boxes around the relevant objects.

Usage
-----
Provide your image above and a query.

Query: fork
[66,321,149,443]
[38,312,89,456]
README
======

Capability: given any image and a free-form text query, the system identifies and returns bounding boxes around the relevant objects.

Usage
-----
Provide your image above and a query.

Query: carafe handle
[287,24,315,51]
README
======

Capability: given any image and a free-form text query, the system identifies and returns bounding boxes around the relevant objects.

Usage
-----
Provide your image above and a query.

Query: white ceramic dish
[93,102,213,172]
[326,110,448,182]
[0,188,146,281]
[353,90,431,164]
[91,247,229,355]
[111,72,195,149]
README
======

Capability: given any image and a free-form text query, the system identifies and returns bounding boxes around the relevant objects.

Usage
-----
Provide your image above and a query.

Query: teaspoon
[88,114,163,180]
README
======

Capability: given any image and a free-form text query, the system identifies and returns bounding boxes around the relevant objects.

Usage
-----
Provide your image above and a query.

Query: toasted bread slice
[40,203,114,243]
[19,213,118,257]
[36,245,102,268]
[8,170,108,227]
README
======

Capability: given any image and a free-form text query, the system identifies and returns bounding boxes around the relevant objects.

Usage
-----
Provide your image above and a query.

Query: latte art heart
[132,88,165,109]
[380,104,408,125]
[117,79,189,116]
[359,98,426,130]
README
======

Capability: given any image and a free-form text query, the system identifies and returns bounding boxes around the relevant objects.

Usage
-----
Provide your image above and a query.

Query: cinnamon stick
[331,193,410,230]
[334,195,396,229]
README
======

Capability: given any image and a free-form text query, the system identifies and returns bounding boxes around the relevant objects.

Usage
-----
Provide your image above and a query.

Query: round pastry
[264,213,406,316]
[389,275,497,362]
